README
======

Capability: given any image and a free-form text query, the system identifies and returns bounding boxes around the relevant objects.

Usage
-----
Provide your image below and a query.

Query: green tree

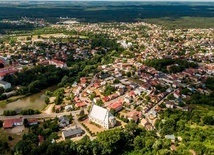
[45,96,50,104]
[0,120,3,128]
[23,118,29,128]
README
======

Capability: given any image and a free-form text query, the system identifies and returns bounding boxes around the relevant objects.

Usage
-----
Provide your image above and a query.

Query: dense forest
[0,2,213,30]
[144,58,198,73]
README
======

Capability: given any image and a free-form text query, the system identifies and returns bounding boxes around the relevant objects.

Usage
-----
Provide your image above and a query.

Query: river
[0,86,57,115]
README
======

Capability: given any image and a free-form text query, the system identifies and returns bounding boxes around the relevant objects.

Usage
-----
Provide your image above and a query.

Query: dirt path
[43,104,54,114]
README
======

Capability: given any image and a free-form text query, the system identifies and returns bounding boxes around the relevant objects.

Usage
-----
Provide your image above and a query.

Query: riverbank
[0,95,25,107]
[0,85,57,115]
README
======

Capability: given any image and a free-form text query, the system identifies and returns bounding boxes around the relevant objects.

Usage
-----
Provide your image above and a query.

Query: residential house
[0,80,11,89]
[65,105,73,112]
[28,119,38,126]
[3,118,23,129]
[80,77,87,85]
[141,118,153,130]
[165,134,175,143]
[59,116,70,128]
[55,105,62,112]
[38,135,45,146]
[127,111,141,123]
[0,67,17,80]
[89,104,116,129]
[76,102,87,108]
[49,59,67,68]
[107,101,123,112]
[165,101,175,109]
[102,96,110,102]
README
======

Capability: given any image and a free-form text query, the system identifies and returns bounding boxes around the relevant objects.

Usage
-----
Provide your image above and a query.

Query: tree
[96,100,104,106]
[0,87,4,95]
[110,108,116,116]
[23,118,29,128]
[79,110,85,116]
[134,136,145,150]
[203,115,214,125]
[0,120,3,128]
[126,72,131,77]
[96,128,127,155]
[8,136,13,141]
[54,95,63,105]
[45,96,50,104]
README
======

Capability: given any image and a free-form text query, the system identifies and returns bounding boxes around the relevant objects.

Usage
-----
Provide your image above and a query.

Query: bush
[8,136,13,141]
[3,110,17,116]
[78,114,88,121]
[0,120,3,128]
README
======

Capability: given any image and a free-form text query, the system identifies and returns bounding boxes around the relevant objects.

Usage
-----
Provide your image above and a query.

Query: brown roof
[3,118,22,128]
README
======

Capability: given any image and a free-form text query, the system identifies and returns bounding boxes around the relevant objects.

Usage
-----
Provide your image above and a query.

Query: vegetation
[3,110,17,116]
[186,92,214,106]
[0,2,213,28]
[205,77,214,91]
[155,107,214,155]
[144,58,198,73]
[103,85,117,96]
[20,109,40,115]
[11,117,214,155]
[4,65,66,95]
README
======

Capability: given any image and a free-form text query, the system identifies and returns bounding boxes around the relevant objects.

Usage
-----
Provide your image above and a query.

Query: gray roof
[62,127,84,138]
[0,80,10,85]
[165,135,175,140]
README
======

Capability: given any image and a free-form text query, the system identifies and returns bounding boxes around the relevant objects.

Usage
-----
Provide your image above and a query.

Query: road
[79,73,98,105]
[0,110,80,121]
[72,115,96,140]
[144,90,174,124]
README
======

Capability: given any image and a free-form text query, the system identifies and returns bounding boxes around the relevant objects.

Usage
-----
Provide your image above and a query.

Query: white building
[0,80,11,89]
[49,59,67,68]
[89,104,116,129]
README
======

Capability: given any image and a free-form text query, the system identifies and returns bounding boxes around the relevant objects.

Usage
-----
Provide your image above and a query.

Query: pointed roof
[89,104,113,128]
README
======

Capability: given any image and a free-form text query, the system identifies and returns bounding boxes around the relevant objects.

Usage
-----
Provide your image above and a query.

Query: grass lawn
[0,127,27,153]
[0,95,25,107]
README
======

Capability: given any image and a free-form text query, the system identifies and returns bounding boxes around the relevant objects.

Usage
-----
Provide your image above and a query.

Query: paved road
[72,115,96,140]
[79,73,98,105]
[0,110,80,120]
[144,90,174,124]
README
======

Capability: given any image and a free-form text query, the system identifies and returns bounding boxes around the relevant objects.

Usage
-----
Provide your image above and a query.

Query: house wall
[0,83,11,89]
[13,122,23,126]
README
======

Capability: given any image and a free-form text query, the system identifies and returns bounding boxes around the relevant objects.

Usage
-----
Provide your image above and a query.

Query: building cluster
[0,21,213,142]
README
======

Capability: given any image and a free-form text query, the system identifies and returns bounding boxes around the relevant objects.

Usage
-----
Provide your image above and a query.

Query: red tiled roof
[108,102,122,110]
[3,118,22,128]
[28,118,38,124]
[3,119,13,128]
[50,59,65,65]
[129,91,136,96]
[103,96,110,102]
[0,68,17,77]
[76,102,86,107]
[38,135,44,144]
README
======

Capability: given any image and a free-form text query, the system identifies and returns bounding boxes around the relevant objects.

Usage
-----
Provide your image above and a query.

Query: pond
[0,86,57,115]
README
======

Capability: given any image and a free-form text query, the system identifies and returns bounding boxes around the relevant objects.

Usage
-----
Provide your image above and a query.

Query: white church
[89,104,116,129]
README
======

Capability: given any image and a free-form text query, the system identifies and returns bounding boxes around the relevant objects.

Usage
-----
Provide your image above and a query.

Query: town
[0,20,213,155]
